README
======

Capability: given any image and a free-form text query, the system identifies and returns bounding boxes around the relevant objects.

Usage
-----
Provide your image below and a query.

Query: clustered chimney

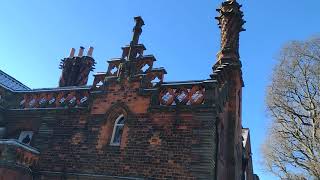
[68,47,94,58]
[59,46,96,87]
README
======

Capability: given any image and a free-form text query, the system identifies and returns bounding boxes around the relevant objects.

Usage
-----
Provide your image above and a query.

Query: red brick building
[0,0,259,179]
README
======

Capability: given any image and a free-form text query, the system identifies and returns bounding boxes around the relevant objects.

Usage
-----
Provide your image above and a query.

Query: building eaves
[19,85,92,93]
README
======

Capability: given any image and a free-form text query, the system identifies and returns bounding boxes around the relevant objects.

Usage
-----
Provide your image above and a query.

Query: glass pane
[112,125,124,144]
[18,131,33,145]
[117,116,125,124]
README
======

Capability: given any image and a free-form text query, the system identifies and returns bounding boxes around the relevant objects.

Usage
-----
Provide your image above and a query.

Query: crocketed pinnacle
[215,0,245,63]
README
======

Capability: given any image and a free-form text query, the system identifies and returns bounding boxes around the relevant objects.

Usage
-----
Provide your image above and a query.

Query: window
[18,131,33,145]
[110,115,125,146]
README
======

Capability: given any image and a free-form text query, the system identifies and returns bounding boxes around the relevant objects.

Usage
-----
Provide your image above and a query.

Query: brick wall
[3,79,218,180]
[0,167,32,180]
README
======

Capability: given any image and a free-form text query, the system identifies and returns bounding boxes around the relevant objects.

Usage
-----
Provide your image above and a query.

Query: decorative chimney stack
[78,46,85,57]
[69,48,76,58]
[215,0,245,64]
[59,46,95,87]
[87,46,94,57]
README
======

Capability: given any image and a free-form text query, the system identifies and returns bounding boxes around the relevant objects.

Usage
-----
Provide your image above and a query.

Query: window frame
[18,131,33,145]
[110,114,125,146]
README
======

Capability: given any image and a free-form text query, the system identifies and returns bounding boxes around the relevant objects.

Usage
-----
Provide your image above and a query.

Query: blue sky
[0,0,319,179]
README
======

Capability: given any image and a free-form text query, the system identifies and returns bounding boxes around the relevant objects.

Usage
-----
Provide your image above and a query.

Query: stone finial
[131,16,145,46]
[126,16,145,62]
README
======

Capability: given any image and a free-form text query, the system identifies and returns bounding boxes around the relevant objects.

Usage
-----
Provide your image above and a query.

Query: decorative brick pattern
[59,50,96,87]
[159,86,205,106]
[16,89,89,109]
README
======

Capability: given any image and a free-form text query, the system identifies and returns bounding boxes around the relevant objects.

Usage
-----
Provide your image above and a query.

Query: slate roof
[0,70,30,91]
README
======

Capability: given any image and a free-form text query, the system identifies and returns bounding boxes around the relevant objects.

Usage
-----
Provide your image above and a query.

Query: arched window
[110,114,125,146]
[18,131,33,145]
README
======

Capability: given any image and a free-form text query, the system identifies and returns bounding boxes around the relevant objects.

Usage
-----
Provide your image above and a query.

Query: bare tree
[262,37,320,179]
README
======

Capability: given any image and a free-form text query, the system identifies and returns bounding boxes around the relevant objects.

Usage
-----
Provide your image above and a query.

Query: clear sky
[0,0,319,179]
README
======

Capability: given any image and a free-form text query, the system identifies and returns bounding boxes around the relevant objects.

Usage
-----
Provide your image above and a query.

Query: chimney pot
[69,48,76,58]
[78,46,85,57]
[87,46,94,57]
